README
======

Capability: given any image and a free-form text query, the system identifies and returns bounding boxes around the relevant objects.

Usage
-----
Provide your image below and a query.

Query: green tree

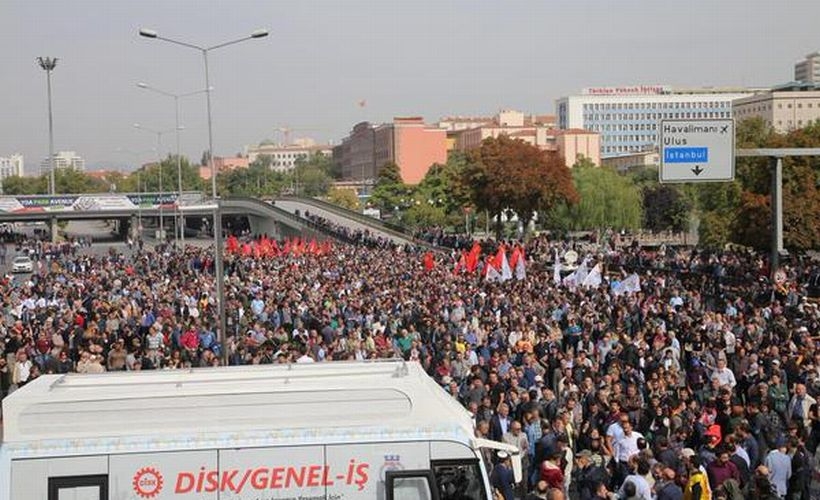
[218,163,287,198]
[130,155,202,194]
[370,162,410,213]
[1,175,44,195]
[462,136,578,238]
[414,152,472,220]
[402,200,447,228]
[547,165,642,231]
[326,187,361,211]
[642,185,691,232]
[54,168,108,193]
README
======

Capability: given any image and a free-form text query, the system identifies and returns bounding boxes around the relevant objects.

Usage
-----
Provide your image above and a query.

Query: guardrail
[276,196,443,251]
[224,196,343,241]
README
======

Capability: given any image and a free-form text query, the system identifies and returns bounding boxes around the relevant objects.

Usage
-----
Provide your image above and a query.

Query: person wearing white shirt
[711,358,736,389]
[615,419,644,464]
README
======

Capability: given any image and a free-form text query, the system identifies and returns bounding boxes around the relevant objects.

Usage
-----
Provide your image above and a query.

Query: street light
[37,57,58,242]
[137,82,210,246]
[133,123,179,243]
[139,27,269,366]
[138,27,269,199]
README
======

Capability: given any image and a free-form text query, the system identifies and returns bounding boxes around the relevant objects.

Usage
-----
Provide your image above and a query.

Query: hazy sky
[2,0,819,173]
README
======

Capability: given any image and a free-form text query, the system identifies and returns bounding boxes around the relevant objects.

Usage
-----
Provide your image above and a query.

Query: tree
[326,187,361,211]
[370,162,410,213]
[415,152,472,218]
[402,200,447,228]
[642,185,691,232]
[1,175,44,195]
[218,162,287,198]
[546,165,642,231]
[462,136,578,238]
[291,153,334,196]
[129,155,202,194]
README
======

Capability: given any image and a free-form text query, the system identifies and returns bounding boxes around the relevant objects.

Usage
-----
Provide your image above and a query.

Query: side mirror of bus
[510,452,523,484]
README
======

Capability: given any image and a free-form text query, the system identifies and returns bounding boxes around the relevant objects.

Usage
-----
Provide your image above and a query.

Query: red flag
[308,239,319,255]
[509,246,521,269]
[241,243,252,256]
[423,252,435,271]
[453,252,467,275]
[465,242,481,273]
[271,239,280,256]
[226,235,240,254]
[283,238,292,255]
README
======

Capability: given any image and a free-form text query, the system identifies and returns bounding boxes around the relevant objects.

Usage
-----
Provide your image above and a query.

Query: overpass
[274,196,426,247]
[0,193,332,241]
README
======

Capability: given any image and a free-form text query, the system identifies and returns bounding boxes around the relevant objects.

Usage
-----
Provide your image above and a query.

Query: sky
[1,0,819,173]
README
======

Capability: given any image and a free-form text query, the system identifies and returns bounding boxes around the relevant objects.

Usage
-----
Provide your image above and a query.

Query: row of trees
[3,117,817,250]
[365,136,690,240]
[366,119,820,251]
[1,152,336,199]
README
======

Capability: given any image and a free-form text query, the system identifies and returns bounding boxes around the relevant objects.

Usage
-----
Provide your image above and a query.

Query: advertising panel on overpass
[0,193,203,213]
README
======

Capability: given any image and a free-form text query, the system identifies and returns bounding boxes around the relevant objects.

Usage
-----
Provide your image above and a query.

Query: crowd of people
[1,226,819,500]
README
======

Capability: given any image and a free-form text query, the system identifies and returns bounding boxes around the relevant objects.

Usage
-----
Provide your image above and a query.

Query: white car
[11,256,33,273]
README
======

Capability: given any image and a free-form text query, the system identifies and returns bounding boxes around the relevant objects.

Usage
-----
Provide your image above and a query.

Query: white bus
[1,360,521,500]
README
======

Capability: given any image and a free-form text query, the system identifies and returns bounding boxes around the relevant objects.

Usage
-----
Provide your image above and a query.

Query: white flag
[515,254,526,281]
[613,273,641,296]
[576,257,590,285]
[564,257,589,289]
[582,263,602,289]
[486,263,501,283]
[500,249,513,282]
[553,249,561,285]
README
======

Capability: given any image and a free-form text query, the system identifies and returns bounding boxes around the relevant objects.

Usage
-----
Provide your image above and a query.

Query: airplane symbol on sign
[720,125,729,133]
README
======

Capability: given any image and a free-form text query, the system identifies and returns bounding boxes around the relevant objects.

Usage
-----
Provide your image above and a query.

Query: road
[274,199,414,245]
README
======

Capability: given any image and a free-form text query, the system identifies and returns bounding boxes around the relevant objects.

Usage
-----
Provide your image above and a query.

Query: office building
[0,154,24,193]
[795,52,820,84]
[40,150,85,175]
[246,138,333,173]
[733,82,820,133]
[333,117,447,185]
[556,86,754,158]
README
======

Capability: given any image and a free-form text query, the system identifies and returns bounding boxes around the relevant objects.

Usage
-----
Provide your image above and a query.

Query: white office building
[246,138,332,172]
[556,86,756,158]
[40,150,85,175]
[795,52,820,84]
[0,154,24,192]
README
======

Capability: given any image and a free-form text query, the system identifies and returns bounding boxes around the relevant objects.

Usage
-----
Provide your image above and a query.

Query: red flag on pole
[423,252,435,271]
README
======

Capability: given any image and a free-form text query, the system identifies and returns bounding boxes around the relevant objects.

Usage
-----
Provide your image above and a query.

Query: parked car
[11,255,33,274]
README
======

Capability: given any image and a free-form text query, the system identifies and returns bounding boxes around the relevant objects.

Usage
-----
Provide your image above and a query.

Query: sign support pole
[736,148,820,279]
[770,157,783,275]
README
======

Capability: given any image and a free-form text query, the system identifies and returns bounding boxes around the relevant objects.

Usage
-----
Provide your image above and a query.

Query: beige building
[733,85,820,133]
[444,110,598,167]
[601,150,660,172]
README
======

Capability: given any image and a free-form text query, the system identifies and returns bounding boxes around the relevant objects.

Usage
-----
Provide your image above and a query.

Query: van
[1,360,521,500]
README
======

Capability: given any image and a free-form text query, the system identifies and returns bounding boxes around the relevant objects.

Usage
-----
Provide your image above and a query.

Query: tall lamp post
[37,57,58,241]
[137,82,209,246]
[133,124,177,242]
[138,27,269,365]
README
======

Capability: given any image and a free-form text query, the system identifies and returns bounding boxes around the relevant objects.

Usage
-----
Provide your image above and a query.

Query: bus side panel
[326,441,430,499]
[109,450,217,499]
[11,455,107,499]
[217,445,325,498]
[430,441,477,460]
